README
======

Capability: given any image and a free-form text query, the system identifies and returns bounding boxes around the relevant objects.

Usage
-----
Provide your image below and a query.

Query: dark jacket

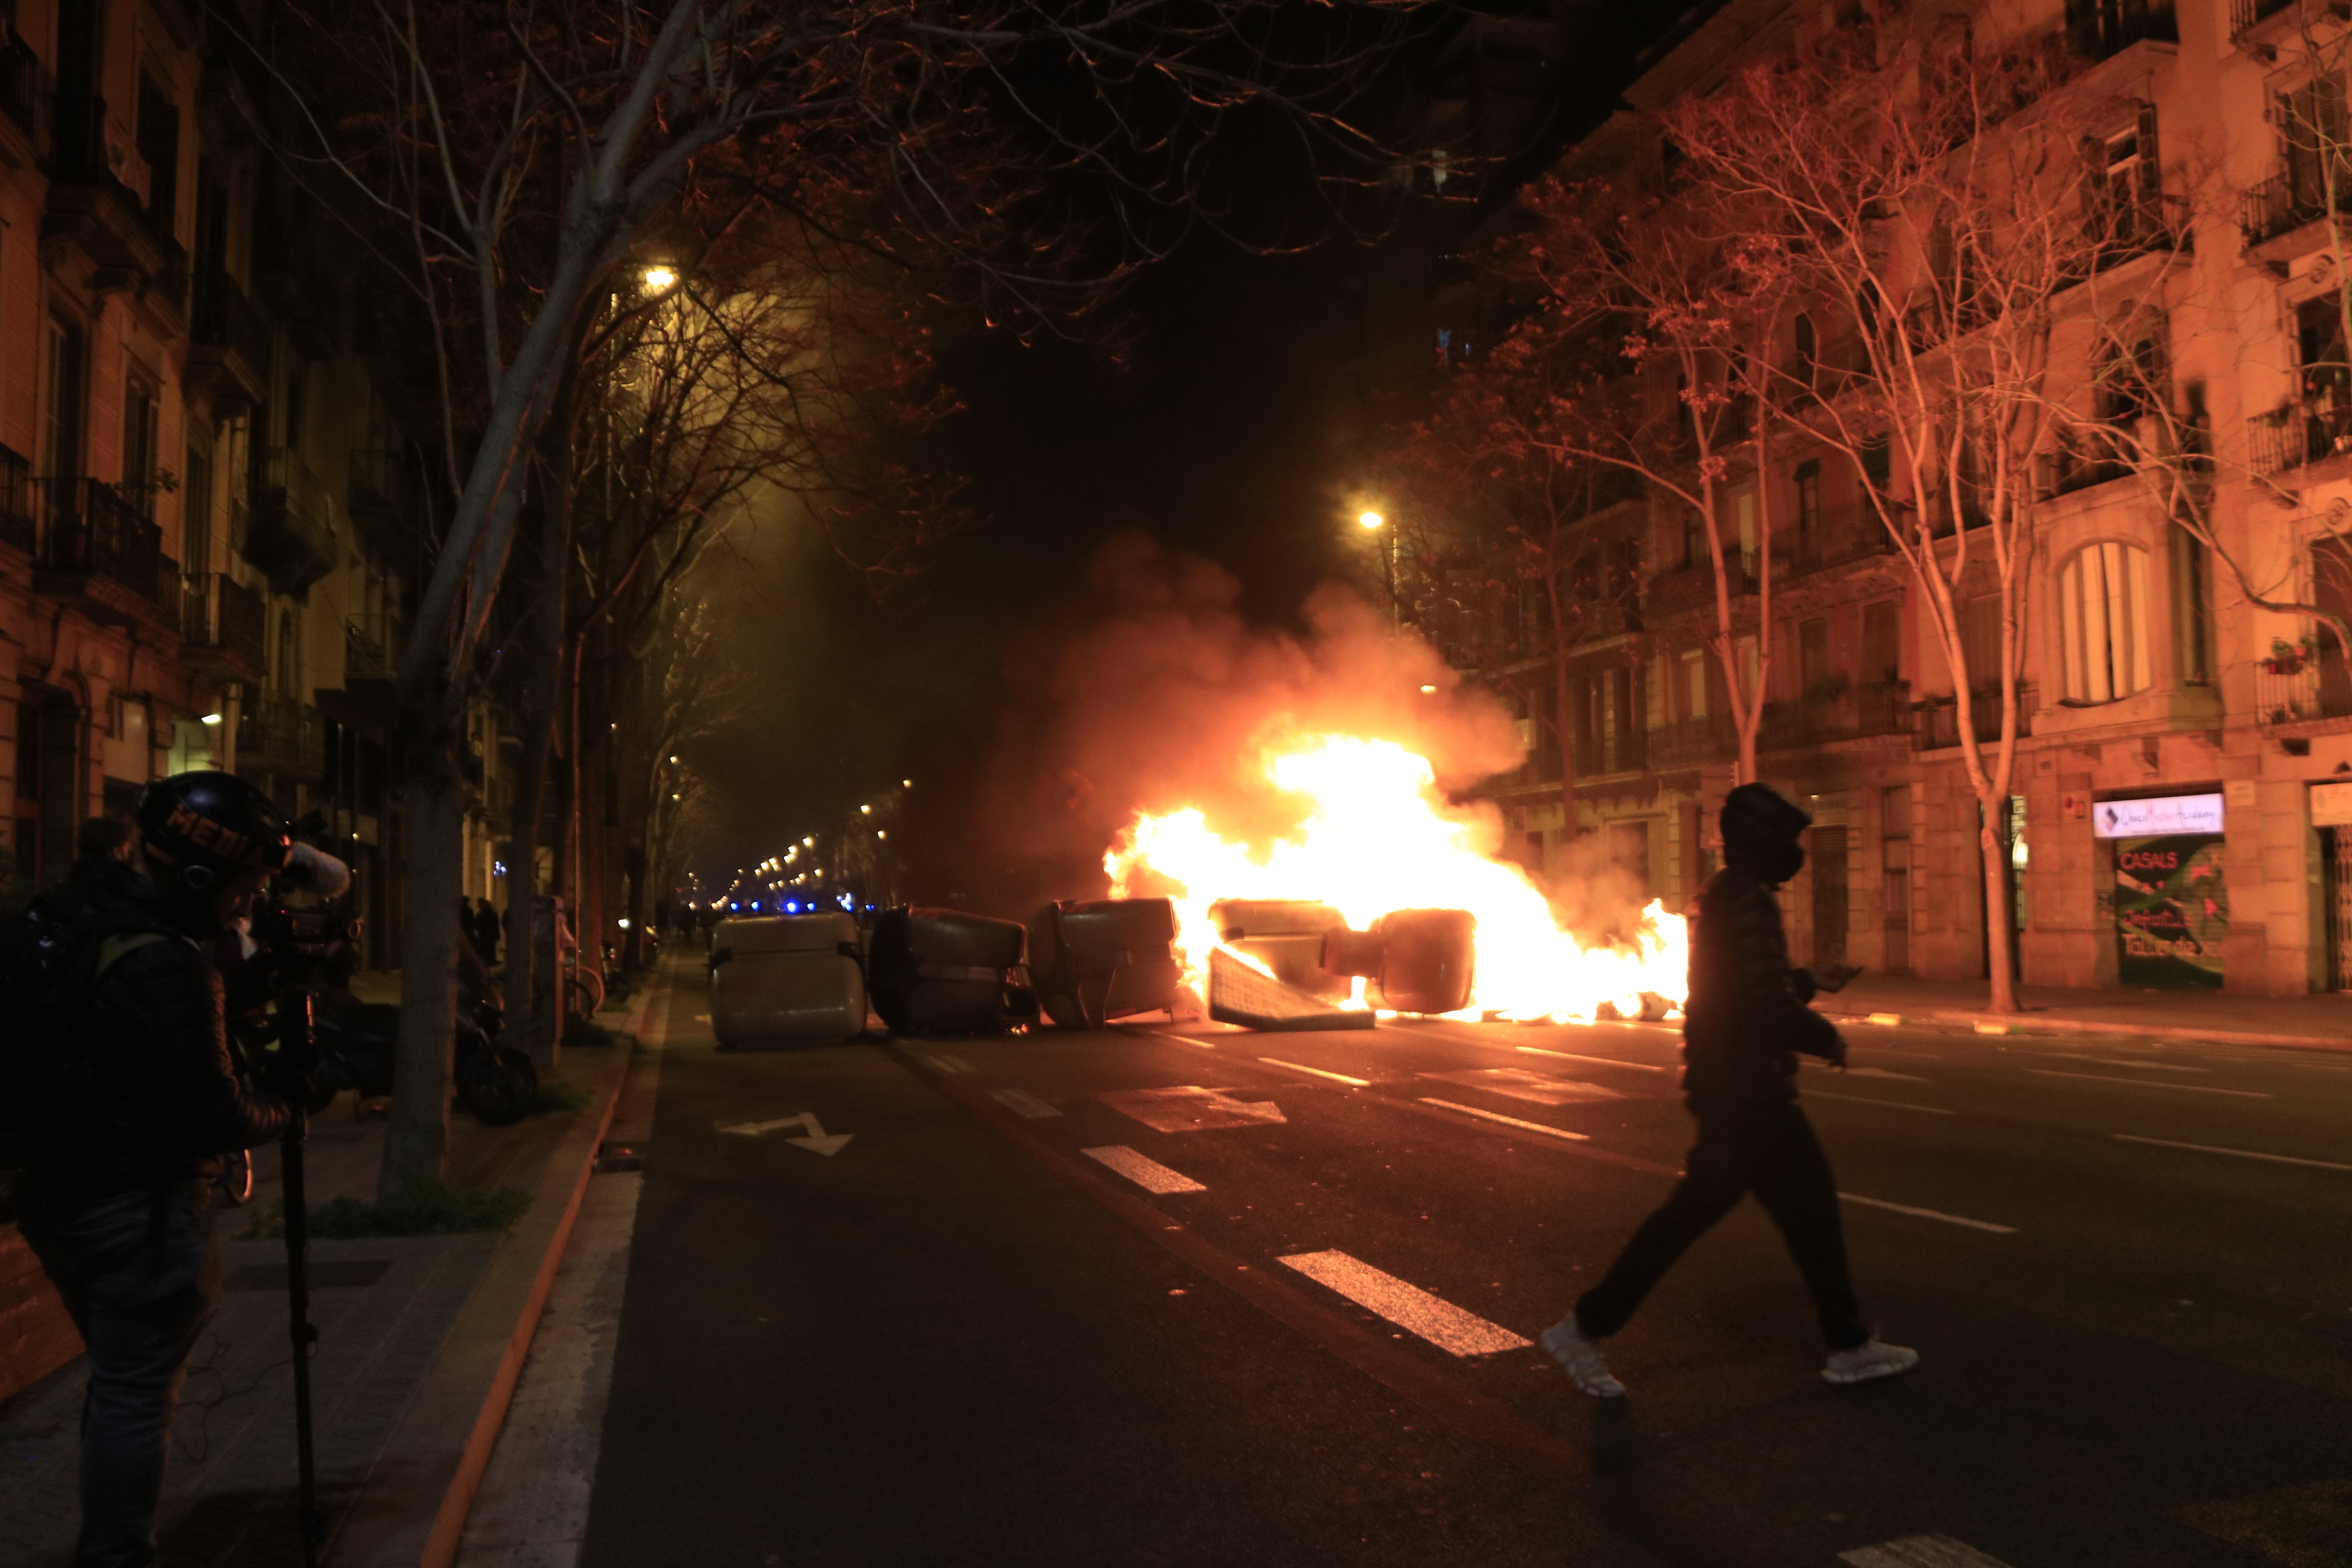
[34,862,290,1188]
[1679,867,1845,1102]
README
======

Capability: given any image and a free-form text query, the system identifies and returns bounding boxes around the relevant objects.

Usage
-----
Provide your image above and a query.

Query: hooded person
[1537,783,1919,1397]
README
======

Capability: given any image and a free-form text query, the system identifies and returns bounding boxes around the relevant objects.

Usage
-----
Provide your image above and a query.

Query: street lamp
[642,265,677,291]
[1358,510,1396,626]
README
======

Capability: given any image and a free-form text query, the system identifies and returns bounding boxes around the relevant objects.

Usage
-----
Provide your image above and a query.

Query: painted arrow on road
[715,1112,854,1156]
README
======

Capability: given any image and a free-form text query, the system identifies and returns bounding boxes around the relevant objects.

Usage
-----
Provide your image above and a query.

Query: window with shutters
[2282,74,2352,218]
[2057,542,2151,705]
[2088,105,2165,256]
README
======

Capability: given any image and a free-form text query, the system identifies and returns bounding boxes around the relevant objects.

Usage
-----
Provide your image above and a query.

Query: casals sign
[2091,793,2225,838]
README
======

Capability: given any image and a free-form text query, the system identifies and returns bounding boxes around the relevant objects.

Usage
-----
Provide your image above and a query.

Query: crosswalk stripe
[988,1087,1060,1119]
[1081,1145,1206,1194]
[1840,1534,2014,1567]
[1277,1250,1530,1356]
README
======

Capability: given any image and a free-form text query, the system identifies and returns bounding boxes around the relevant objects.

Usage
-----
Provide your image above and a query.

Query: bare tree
[259,0,1398,1185]
[1667,16,2180,1010]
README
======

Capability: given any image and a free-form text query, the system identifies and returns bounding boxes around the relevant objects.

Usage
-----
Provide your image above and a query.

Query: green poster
[2113,833,2227,988]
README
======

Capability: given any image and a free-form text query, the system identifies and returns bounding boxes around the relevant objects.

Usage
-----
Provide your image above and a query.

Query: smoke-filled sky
[677,4,1697,910]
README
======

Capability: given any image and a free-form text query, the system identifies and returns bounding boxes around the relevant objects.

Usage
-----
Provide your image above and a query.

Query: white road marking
[1277,1250,1530,1356]
[1808,1091,1955,1116]
[1838,1192,2016,1234]
[930,1053,975,1074]
[1160,1034,1222,1050]
[1840,1066,1931,1082]
[715,1112,853,1156]
[989,1087,1061,1119]
[1081,1145,1207,1194]
[1419,1067,1625,1105]
[1516,1045,1669,1074]
[1100,1085,1286,1133]
[2047,1052,2210,1074]
[1257,1056,1372,1086]
[2112,1133,2352,1173]
[1417,1098,1591,1142]
[2027,1069,2268,1098]
[1840,1535,2015,1568]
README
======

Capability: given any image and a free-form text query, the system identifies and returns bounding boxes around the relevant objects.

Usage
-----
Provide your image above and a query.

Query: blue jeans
[15,1174,220,1568]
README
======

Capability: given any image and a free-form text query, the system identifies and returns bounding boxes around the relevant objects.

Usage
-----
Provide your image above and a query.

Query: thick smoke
[946,535,1534,917]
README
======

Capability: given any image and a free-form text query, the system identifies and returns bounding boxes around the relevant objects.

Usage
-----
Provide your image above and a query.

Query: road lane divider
[929,1053,975,1074]
[2026,1069,2268,1098]
[1081,1145,1207,1194]
[989,1087,1061,1120]
[2047,1052,2210,1074]
[2111,1133,2352,1173]
[1416,1098,1590,1142]
[1515,1045,1668,1074]
[1276,1250,1531,1356]
[1258,1057,1372,1087]
[1807,1091,1955,1116]
[1838,1192,2016,1235]
[1840,1066,1932,1082]
[881,1042,1603,1490]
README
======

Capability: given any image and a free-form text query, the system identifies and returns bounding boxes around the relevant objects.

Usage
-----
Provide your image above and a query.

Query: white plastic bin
[708,915,867,1047]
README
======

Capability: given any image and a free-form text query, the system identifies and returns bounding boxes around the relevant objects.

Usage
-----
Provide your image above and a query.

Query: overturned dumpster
[867,907,1038,1035]
[1029,897,1183,1027]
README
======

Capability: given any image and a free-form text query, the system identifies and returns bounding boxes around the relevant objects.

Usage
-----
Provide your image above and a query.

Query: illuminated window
[2058,541,2151,704]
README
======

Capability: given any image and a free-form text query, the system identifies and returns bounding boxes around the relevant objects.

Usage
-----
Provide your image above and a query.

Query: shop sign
[2312,782,2352,828]
[2091,793,2224,839]
[2113,834,2227,989]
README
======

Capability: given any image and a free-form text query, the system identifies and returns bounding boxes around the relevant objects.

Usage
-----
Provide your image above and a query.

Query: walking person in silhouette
[1541,784,1919,1396]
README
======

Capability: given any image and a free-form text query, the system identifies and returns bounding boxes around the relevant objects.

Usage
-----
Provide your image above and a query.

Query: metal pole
[278,990,323,1567]
[1385,532,1397,628]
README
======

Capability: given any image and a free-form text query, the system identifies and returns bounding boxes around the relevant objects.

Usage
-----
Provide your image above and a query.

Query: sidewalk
[1817,971,2352,1051]
[0,979,660,1568]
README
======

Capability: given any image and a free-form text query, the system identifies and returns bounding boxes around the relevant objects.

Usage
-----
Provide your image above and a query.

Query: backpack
[0,891,170,1171]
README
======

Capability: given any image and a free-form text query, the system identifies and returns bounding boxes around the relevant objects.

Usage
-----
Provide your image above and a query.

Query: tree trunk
[503,372,575,1062]
[1553,648,1577,861]
[381,743,465,1190]
[1980,802,2018,1013]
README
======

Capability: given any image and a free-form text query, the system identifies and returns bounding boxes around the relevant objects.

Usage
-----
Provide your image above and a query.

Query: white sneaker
[1539,1316,1626,1398]
[1822,1338,1920,1386]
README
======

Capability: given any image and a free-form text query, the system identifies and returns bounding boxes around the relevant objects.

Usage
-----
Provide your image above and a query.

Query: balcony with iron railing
[1915,685,2034,751]
[2065,0,2177,60]
[189,270,272,407]
[46,96,171,287]
[0,444,34,555]
[1571,726,1647,779]
[1646,557,1760,618]
[344,615,405,682]
[33,479,177,621]
[246,447,339,596]
[2239,165,2351,250]
[0,29,51,161]
[2247,393,2352,478]
[236,693,326,783]
[2232,0,2302,41]
[2255,650,2352,727]
[1648,713,1740,770]
[1784,508,1893,576]
[181,573,267,680]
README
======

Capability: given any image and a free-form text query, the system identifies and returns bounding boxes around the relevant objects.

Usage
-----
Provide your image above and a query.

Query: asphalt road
[581,984,2352,1568]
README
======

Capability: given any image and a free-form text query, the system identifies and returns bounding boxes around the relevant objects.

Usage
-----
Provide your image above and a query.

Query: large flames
[1104,735,1688,1023]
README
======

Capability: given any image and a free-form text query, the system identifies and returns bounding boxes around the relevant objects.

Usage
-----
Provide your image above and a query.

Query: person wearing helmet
[1539,783,1919,1397]
[11,771,299,1568]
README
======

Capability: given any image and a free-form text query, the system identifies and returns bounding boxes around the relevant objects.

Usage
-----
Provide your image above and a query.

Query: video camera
[247,815,361,992]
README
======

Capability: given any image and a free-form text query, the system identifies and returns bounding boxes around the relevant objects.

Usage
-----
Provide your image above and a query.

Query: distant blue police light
[749,900,761,911]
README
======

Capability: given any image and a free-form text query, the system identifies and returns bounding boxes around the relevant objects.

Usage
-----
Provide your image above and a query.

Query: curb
[1823,1004,2352,1054]
[413,975,665,1568]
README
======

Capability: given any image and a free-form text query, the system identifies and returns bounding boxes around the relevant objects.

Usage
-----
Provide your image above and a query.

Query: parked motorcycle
[311,988,539,1126]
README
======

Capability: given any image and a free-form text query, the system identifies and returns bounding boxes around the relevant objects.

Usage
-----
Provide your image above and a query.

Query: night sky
[683,2,1698,912]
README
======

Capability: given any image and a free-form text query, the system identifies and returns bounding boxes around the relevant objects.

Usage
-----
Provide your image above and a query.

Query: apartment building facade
[1449,0,2352,998]
[0,1,511,964]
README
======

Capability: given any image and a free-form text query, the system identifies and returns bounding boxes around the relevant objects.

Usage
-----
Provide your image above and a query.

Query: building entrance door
[2325,826,2352,993]
[1811,825,1849,966]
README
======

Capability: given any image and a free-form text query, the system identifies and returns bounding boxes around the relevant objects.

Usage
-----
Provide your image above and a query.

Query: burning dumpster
[1319,907,1477,1016]
[1029,897,1183,1027]
[1206,899,1349,1000]
[708,914,868,1047]
[867,907,1038,1034]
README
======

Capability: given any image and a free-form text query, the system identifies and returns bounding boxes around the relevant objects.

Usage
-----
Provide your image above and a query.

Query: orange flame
[1104,735,1687,1022]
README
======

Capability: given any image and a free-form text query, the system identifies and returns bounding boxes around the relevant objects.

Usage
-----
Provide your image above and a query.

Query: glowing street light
[1357,510,1383,530]
[642,265,677,290]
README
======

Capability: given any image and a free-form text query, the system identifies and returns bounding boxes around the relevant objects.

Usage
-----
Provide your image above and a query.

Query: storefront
[2094,791,2228,989]
[2314,782,2352,993]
